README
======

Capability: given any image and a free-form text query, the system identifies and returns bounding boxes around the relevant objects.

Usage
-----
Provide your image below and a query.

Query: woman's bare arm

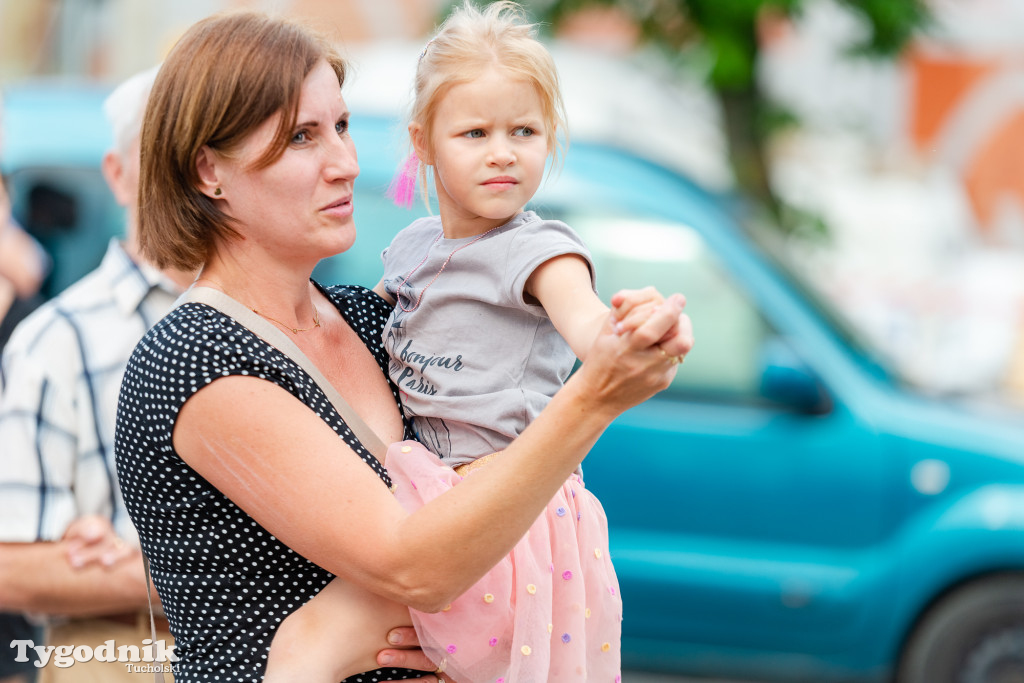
[173,294,689,613]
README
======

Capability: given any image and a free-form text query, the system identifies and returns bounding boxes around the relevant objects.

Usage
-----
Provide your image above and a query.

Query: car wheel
[897,574,1024,683]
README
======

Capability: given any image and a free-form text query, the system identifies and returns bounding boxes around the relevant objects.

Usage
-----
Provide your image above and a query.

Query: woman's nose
[324,136,360,180]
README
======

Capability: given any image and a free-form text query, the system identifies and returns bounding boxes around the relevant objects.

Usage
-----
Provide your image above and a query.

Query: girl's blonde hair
[403,1,567,199]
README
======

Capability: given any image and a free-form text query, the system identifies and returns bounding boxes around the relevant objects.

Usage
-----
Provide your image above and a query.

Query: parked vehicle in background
[6,82,1024,683]
[1,81,120,298]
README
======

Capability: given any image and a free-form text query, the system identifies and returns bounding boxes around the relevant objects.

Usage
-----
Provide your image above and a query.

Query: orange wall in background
[908,49,1024,236]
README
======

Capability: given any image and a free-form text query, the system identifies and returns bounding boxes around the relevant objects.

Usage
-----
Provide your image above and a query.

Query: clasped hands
[610,286,693,361]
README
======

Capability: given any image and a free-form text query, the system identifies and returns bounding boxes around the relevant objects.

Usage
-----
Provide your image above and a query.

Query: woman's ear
[195,146,223,199]
[409,123,432,166]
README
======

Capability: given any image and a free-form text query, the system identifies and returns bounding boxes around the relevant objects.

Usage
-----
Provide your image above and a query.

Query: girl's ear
[195,146,223,199]
[409,123,432,166]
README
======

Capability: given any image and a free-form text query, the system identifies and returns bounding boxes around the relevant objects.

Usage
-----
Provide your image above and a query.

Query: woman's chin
[329,224,358,255]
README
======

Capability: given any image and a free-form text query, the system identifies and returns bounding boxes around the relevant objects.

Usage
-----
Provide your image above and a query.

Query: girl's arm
[525,254,673,361]
[524,254,608,360]
[172,294,688,615]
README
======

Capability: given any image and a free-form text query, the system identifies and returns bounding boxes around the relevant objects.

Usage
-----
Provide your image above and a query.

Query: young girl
[266,2,685,681]
[378,2,644,680]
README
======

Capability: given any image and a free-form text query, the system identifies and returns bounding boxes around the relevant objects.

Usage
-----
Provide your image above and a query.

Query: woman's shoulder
[130,302,255,369]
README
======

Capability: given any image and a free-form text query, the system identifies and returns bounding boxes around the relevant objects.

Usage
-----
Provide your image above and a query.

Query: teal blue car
[5,84,1023,683]
[324,115,1024,683]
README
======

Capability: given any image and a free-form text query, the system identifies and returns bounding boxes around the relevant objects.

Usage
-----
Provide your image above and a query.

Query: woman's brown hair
[138,11,346,270]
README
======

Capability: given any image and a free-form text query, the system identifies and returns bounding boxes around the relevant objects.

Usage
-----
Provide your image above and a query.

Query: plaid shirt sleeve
[0,316,88,543]
[0,241,178,546]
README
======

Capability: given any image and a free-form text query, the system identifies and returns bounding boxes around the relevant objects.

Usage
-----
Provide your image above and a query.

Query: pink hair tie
[387,152,419,209]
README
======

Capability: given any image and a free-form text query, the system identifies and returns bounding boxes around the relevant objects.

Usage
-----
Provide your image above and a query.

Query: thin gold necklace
[251,305,321,333]
[194,277,322,333]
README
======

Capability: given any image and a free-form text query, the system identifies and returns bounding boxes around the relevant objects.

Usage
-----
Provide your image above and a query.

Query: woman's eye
[292,130,309,144]
[336,119,349,135]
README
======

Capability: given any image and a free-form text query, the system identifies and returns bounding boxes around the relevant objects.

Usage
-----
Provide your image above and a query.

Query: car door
[554,204,901,665]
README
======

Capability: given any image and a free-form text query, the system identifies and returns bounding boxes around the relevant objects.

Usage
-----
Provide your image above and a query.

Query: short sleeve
[505,218,595,309]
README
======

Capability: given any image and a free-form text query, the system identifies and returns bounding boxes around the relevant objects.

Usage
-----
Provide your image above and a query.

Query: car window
[8,166,124,297]
[555,208,778,404]
[331,186,801,408]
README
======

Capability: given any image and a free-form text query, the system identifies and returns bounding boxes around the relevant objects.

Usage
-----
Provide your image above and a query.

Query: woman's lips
[321,196,353,217]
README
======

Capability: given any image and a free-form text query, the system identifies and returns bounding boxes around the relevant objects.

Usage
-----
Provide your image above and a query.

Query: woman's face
[214,60,359,265]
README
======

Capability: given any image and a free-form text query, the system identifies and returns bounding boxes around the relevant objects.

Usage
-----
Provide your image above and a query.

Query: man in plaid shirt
[0,66,193,682]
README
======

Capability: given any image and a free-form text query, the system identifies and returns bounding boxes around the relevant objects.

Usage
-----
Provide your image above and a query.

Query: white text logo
[9,639,179,669]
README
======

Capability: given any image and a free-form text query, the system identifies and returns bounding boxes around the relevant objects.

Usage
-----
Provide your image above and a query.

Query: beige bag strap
[141,554,166,683]
[139,286,390,681]
[180,285,388,459]
[138,287,390,682]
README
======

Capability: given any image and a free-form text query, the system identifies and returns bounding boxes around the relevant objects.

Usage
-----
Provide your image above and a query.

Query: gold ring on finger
[658,348,684,365]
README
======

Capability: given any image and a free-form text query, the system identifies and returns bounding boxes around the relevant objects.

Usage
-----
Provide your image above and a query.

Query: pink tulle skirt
[385,440,622,683]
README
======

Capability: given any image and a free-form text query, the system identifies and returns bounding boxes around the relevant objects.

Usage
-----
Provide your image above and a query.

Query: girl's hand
[574,290,693,417]
[609,286,665,335]
[612,287,692,353]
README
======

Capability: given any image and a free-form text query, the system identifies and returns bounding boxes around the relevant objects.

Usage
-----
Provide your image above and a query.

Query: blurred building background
[2,0,1024,407]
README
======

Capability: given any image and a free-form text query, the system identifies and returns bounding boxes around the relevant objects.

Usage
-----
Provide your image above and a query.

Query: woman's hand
[377,628,462,683]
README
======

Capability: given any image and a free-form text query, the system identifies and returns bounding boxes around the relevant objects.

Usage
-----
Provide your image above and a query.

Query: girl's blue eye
[465,129,485,139]
[513,126,535,137]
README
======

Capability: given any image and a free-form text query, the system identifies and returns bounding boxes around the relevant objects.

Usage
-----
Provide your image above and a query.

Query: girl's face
[416,65,550,239]
[212,60,360,266]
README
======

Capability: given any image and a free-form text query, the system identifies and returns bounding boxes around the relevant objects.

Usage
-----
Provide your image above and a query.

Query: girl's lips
[483,176,517,190]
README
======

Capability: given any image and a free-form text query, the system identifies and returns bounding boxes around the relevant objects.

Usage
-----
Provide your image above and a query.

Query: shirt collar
[101,239,184,316]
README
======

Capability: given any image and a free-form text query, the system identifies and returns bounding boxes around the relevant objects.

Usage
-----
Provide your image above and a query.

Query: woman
[114,10,693,683]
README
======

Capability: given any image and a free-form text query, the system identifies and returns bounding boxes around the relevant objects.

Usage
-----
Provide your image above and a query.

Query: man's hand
[61,516,135,569]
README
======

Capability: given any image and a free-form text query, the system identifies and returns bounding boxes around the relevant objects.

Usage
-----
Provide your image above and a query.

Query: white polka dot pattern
[115,284,419,682]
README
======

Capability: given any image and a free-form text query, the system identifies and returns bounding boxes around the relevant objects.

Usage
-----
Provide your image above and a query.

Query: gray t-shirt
[380,211,595,465]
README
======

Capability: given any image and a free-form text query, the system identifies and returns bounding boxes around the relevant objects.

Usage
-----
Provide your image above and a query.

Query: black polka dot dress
[115,283,420,683]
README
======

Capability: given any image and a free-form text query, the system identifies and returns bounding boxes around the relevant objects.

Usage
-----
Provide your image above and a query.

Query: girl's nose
[487,140,516,167]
